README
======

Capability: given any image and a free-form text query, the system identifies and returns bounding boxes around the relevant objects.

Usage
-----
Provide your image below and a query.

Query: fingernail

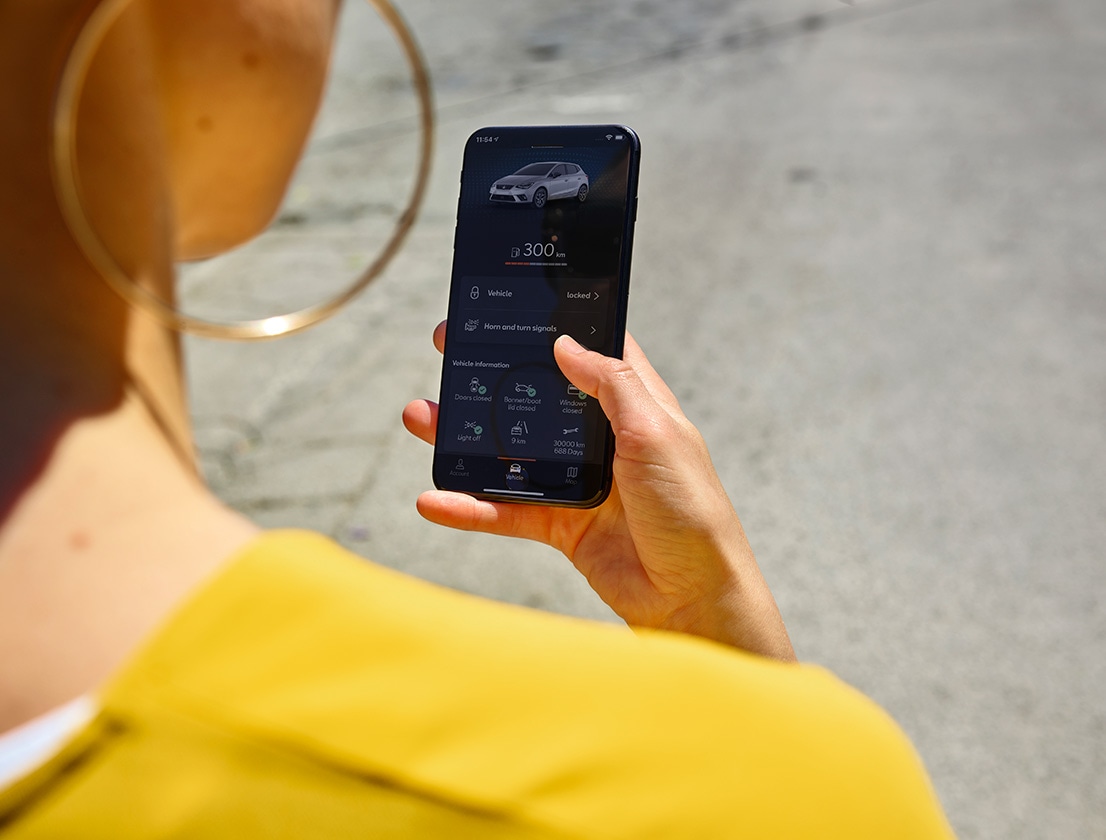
[557,334,586,355]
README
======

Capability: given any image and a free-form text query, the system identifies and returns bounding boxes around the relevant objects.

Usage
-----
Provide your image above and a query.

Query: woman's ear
[147,0,341,260]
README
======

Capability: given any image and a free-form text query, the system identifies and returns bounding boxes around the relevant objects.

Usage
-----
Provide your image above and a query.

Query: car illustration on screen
[489,162,589,208]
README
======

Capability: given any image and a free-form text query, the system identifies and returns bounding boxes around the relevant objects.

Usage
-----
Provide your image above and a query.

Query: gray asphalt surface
[183,1,1106,836]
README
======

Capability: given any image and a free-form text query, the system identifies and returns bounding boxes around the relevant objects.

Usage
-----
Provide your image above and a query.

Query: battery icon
[615,134,624,139]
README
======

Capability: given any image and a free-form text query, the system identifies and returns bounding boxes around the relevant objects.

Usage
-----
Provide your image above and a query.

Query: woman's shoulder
[52,530,952,838]
[103,528,842,726]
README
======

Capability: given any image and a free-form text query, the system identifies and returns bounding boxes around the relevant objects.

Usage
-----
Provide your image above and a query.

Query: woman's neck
[0,376,258,731]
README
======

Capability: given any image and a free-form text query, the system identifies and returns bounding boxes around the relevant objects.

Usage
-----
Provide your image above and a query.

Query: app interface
[435,127,638,503]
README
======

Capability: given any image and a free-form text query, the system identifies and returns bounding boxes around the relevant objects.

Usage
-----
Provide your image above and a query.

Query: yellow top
[0,531,954,838]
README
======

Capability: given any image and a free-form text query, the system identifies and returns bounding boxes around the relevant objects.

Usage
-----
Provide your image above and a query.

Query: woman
[0,0,953,836]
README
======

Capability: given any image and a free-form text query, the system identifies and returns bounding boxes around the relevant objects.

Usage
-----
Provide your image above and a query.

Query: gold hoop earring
[51,0,434,341]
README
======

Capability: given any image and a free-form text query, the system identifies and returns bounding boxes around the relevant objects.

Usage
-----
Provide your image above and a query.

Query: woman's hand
[402,324,795,661]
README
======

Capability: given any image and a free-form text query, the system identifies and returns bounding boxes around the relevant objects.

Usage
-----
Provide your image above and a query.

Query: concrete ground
[184,1,1106,836]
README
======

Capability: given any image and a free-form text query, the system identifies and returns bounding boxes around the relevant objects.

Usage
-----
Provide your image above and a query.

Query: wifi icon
[605,134,613,140]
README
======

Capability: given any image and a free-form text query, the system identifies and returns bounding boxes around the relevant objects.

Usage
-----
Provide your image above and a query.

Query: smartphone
[432,125,641,507]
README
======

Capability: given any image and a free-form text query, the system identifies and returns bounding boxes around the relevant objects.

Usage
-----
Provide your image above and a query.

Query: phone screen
[432,125,640,507]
